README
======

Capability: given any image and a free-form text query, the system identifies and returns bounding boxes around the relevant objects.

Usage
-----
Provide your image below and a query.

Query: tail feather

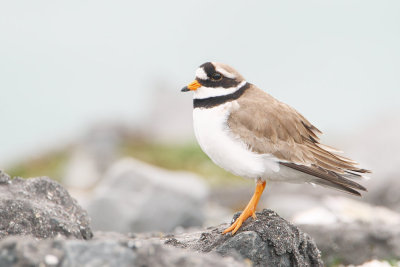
[308,178,362,196]
[280,162,368,196]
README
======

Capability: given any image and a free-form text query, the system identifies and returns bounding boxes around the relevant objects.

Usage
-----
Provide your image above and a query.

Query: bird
[181,62,370,235]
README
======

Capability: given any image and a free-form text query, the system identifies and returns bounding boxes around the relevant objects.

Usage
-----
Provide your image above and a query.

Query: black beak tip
[181,86,189,92]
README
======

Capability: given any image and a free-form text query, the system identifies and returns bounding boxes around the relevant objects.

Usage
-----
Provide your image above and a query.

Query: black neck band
[193,82,250,109]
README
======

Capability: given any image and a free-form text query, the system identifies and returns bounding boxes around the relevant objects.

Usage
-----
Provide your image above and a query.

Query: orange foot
[223,179,266,235]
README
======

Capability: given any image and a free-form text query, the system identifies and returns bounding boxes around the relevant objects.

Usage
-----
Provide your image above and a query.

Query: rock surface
[0,170,324,266]
[0,236,245,267]
[300,222,400,266]
[0,172,92,240]
[0,209,323,267]
[292,196,400,226]
[354,260,400,267]
[173,209,323,267]
[86,158,208,233]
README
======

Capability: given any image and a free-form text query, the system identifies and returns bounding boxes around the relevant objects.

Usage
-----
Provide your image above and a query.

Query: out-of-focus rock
[300,222,400,266]
[0,170,10,183]
[361,166,400,214]
[341,113,400,212]
[293,197,400,265]
[86,158,209,233]
[0,174,92,240]
[63,148,101,190]
[0,235,245,267]
[352,260,400,267]
[203,202,233,227]
[262,184,329,220]
[64,123,121,189]
[293,196,400,225]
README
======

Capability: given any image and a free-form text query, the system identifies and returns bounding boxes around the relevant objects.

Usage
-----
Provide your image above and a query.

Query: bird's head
[181,62,246,99]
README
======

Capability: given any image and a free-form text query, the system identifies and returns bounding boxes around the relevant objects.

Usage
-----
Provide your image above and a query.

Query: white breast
[193,101,278,179]
[192,102,328,185]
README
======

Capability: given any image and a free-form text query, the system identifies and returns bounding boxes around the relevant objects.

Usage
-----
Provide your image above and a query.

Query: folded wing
[228,85,370,196]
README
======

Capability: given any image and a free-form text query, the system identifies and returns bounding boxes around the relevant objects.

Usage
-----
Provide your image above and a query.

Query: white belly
[193,102,278,179]
[192,102,319,184]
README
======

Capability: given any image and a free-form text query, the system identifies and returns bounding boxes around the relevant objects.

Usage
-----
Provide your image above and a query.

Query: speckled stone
[0,174,92,240]
[172,209,323,267]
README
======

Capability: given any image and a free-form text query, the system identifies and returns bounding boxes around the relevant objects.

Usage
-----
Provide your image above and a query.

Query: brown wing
[228,84,370,195]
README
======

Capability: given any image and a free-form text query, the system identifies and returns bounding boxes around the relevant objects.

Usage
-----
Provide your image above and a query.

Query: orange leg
[223,179,266,235]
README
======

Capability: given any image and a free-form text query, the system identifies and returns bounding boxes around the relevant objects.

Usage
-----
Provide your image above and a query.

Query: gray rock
[0,175,92,240]
[338,114,400,212]
[0,170,323,266]
[292,196,400,225]
[365,174,400,213]
[87,158,208,233]
[300,222,400,265]
[174,209,323,267]
[63,123,121,189]
[0,236,246,267]
[0,170,10,183]
[132,243,245,267]
[0,208,323,267]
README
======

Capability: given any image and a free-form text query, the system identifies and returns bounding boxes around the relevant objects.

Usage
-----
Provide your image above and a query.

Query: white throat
[193,80,247,99]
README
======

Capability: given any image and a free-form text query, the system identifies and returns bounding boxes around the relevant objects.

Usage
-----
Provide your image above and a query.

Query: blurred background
[1,1,400,264]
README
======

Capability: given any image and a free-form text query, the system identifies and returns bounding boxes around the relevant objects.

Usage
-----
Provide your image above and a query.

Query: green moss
[5,148,70,182]
[319,254,343,267]
[120,140,245,186]
[4,140,246,186]
[386,258,400,266]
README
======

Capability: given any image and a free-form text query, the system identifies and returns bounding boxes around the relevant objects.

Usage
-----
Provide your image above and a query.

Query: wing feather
[228,85,370,195]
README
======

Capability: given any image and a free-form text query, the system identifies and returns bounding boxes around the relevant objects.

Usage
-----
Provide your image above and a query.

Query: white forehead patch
[195,68,208,80]
[215,67,236,79]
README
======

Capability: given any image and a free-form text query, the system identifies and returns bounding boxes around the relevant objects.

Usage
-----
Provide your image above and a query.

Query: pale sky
[0,0,399,165]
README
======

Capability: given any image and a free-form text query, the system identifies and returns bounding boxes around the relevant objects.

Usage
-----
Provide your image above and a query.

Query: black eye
[210,72,223,81]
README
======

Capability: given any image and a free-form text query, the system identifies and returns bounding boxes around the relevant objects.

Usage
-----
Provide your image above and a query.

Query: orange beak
[181,80,201,92]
